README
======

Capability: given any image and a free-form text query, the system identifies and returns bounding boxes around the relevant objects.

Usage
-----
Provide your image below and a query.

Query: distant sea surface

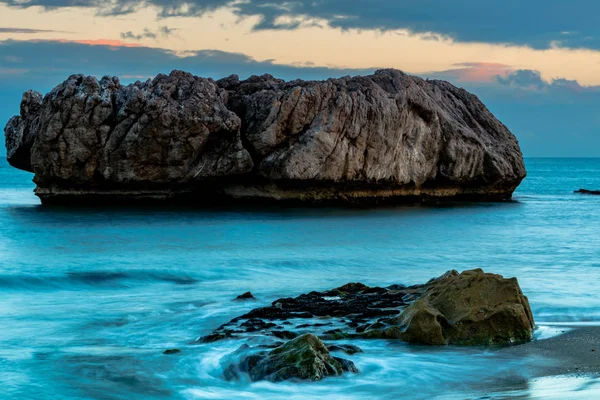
[1,157,600,399]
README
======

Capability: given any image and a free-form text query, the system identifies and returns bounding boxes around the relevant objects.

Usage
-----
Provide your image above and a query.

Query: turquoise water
[1,158,600,399]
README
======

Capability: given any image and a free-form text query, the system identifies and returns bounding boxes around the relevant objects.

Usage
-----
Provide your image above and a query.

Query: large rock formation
[4,69,526,205]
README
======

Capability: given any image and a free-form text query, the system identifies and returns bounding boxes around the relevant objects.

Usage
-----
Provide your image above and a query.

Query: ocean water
[1,157,600,399]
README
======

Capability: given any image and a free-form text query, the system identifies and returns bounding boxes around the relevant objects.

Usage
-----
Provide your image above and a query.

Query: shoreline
[500,326,600,377]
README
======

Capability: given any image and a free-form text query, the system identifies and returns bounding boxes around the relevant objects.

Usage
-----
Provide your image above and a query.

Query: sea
[1,157,600,399]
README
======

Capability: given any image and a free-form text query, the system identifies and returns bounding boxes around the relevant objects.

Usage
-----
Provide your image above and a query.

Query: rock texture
[369,269,535,345]
[228,334,357,382]
[4,69,526,205]
[197,269,534,347]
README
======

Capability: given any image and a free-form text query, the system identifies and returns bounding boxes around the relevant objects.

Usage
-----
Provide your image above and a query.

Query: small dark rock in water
[163,349,181,355]
[234,334,357,382]
[235,292,256,301]
[196,331,233,343]
[240,319,277,332]
[575,189,600,195]
[296,322,332,329]
[387,284,407,291]
[271,330,298,340]
[327,344,363,355]
[321,329,351,340]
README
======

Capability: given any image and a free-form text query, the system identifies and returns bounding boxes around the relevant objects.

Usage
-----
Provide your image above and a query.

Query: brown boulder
[384,269,535,345]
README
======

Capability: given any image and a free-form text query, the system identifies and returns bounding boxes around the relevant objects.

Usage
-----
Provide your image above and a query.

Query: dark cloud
[0,0,139,15]
[496,70,548,90]
[0,27,69,34]
[0,0,224,16]
[495,70,600,94]
[121,28,156,41]
[2,1,600,49]
[443,69,600,157]
[120,26,176,41]
[0,38,370,83]
[158,26,177,37]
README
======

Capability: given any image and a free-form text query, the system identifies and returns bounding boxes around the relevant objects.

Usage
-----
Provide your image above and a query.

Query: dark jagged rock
[4,69,526,205]
[198,269,534,347]
[228,334,358,382]
[575,189,600,195]
[239,318,278,332]
[271,330,298,340]
[240,283,404,321]
[327,344,363,355]
[194,281,407,344]
[197,331,233,343]
[234,292,256,301]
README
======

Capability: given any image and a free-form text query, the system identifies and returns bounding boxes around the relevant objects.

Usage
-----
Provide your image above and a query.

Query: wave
[0,270,199,290]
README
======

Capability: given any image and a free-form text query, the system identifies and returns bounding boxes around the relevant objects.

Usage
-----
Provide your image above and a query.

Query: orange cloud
[449,62,514,82]
[71,39,141,47]
[30,38,142,48]
[430,62,515,83]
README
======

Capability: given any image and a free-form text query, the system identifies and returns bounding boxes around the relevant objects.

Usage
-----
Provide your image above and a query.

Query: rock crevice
[4,69,526,205]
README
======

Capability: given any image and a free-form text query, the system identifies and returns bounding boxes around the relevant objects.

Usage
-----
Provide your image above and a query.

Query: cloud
[120,26,177,41]
[429,62,514,83]
[496,70,548,90]
[121,29,156,41]
[2,1,600,50]
[0,39,367,86]
[158,26,177,37]
[495,69,600,93]
[449,69,600,157]
[0,27,70,34]
[0,0,138,15]
[35,38,142,48]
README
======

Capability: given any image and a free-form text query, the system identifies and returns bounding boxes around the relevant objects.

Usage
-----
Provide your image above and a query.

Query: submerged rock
[162,349,181,355]
[234,292,256,301]
[233,334,357,382]
[327,344,363,355]
[4,69,526,205]
[575,189,600,195]
[199,269,534,347]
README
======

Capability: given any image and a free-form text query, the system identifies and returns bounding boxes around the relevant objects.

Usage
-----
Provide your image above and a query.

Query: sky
[1,1,599,157]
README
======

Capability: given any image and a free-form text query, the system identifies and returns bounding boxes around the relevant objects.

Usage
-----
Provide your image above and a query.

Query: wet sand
[501,326,600,376]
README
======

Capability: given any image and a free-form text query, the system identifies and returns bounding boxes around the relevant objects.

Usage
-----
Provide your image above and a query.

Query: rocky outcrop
[197,269,534,347]
[366,269,535,345]
[226,334,357,382]
[4,69,526,205]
